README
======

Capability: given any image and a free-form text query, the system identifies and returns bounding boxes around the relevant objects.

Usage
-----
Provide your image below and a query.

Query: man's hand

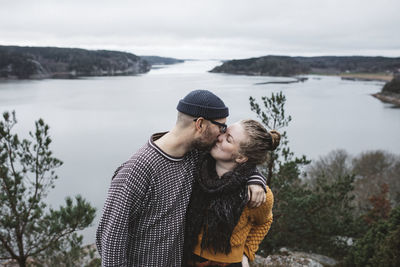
[242,254,250,267]
[248,184,266,208]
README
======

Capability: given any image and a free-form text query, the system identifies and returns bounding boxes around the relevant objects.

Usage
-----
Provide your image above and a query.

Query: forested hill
[210,55,400,77]
[0,45,151,79]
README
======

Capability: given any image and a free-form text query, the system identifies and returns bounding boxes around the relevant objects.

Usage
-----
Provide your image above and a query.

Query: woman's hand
[248,184,266,208]
[242,254,250,267]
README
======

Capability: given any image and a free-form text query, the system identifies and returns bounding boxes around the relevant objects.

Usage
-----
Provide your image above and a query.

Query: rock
[250,250,337,267]
[251,254,323,267]
[372,92,400,107]
[372,72,400,107]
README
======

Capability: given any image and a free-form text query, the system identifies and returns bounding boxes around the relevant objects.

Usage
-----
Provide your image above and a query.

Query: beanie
[176,90,229,119]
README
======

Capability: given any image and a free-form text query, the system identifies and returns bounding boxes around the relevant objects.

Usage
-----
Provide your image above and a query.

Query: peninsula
[0,45,151,79]
[372,73,400,107]
[210,55,400,80]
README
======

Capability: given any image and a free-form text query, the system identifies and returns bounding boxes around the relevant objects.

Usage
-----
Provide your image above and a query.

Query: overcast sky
[1,0,399,60]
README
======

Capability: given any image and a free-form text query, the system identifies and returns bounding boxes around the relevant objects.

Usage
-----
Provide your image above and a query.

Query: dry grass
[340,73,393,82]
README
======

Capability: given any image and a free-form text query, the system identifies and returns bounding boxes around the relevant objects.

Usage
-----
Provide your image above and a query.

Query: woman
[184,119,280,267]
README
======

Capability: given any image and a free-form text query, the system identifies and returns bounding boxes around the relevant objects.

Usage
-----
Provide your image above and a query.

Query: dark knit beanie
[177,90,229,119]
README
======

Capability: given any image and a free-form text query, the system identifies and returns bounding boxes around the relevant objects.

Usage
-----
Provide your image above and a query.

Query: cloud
[1,0,399,59]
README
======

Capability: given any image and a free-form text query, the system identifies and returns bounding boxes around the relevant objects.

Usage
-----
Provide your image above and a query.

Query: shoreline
[339,73,393,82]
[372,92,400,107]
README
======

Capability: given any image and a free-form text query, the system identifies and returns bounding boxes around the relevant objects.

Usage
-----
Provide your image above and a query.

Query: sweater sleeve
[96,159,151,267]
[246,167,267,191]
[243,187,274,261]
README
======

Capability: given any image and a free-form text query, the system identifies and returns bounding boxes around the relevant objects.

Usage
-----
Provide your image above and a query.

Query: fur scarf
[184,153,255,257]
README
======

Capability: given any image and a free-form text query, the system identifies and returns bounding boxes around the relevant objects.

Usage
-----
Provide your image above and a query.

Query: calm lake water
[1,60,399,244]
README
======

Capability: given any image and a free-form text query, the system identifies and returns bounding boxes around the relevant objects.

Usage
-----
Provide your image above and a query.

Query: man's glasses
[193,118,227,133]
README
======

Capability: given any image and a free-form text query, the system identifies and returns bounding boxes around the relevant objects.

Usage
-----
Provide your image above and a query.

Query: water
[0,60,399,244]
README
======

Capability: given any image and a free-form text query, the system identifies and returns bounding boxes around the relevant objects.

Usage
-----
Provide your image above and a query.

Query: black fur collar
[185,153,254,257]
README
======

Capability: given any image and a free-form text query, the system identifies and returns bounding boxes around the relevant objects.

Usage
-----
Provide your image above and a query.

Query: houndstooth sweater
[96,133,266,267]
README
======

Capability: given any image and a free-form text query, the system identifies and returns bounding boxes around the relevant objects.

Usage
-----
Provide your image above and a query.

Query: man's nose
[217,134,224,142]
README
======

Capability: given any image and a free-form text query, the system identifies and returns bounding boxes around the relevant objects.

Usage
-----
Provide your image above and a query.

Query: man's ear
[194,117,206,133]
[235,154,248,164]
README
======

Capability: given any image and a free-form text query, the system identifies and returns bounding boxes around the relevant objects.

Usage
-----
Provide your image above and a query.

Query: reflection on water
[0,60,399,244]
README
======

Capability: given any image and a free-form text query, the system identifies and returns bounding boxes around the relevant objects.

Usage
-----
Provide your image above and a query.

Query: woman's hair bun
[269,130,281,150]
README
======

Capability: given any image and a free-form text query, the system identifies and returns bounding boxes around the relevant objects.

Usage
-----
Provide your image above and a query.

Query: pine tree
[0,111,96,267]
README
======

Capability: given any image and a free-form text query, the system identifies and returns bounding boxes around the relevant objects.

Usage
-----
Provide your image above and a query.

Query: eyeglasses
[193,118,227,133]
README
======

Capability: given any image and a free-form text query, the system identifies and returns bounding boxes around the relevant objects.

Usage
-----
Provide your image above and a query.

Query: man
[96,90,267,266]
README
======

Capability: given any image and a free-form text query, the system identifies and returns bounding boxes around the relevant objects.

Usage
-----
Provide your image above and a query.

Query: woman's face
[210,122,248,163]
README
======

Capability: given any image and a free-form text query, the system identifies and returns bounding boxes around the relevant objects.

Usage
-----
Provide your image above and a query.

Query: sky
[1,0,399,60]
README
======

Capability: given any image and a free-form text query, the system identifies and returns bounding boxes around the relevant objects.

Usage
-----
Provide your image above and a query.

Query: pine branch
[0,234,18,260]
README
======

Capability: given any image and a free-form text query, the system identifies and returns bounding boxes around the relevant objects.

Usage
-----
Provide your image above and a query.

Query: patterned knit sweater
[96,133,267,267]
[193,186,274,263]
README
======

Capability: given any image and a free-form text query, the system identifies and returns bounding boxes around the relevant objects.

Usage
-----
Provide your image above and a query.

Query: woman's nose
[217,134,224,142]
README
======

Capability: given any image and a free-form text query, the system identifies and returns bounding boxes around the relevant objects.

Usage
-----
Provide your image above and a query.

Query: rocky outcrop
[0,45,151,79]
[251,248,337,267]
[372,73,400,107]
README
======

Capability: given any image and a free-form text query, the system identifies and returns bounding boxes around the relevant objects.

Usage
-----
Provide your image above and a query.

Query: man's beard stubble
[192,138,217,152]
[191,127,217,152]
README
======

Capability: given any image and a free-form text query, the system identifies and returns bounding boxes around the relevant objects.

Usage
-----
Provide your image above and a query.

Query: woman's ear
[235,154,248,164]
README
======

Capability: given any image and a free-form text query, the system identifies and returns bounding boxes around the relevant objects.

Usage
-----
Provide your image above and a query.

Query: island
[210,55,400,81]
[0,45,151,79]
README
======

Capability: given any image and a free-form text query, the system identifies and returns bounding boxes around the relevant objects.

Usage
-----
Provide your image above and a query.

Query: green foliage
[250,92,400,262]
[343,205,400,267]
[249,92,309,185]
[264,169,359,257]
[250,92,360,259]
[0,111,96,267]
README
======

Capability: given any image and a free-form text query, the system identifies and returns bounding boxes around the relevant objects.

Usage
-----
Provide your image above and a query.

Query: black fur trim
[184,153,255,258]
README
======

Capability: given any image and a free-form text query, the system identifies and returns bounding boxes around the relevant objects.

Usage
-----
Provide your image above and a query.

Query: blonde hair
[239,119,281,165]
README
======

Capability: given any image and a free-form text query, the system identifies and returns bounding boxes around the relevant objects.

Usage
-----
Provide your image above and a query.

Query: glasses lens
[207,119,227,133]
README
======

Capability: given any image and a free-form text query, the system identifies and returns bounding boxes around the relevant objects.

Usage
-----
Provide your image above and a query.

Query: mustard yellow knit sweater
[193,186,274,263]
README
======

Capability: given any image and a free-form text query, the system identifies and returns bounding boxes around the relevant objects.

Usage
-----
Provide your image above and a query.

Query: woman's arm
[247,168,267,208]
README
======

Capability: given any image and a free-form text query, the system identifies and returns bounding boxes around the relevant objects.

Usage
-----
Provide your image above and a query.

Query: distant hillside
[0,45,151,79]
[140,56,184,65]
[210,56,400,77]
